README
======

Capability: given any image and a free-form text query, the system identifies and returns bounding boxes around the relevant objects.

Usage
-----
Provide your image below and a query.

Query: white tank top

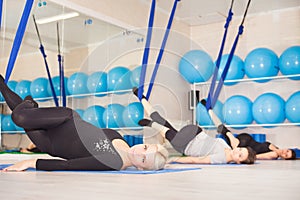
[184,131,230,164]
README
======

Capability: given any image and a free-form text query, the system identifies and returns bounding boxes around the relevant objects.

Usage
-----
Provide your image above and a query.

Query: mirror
[0,0,126,79]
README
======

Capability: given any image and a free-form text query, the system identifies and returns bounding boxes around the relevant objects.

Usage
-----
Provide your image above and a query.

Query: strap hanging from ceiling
[4,0,34,83]
[32,15,59,107]
[56,22,66,107]
[146,0,180,100]
[137,0,156,100]
[0,0,3,28]
[206,0,252,110]
[138,0,180,100]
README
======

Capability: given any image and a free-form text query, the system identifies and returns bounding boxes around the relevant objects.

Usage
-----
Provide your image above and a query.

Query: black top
[34,112,125,171]
[237,133,272,154]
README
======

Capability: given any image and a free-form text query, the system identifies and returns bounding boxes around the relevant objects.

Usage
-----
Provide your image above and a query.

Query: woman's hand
[167,157,181,163]
[1,159,37,172]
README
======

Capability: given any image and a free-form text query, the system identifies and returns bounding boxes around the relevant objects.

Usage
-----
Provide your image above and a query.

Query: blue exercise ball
[67,72,89,96]
[107,66,132,92]
[47,76,69,97]
[11,116,24,132]
[75,109,84,118]
[103,104,125,128]
[285,91,300,123]
[87,71,107,97]
[122,102,144,127]
[83,105,105,128]
[7,80,18,91]
[196,99,223,127]
[1,115,16,131]
[15,80,31,99]
[217,54,245,85]
[223,95,253,126]
[14,123,24,132]
[279,46,300,80]
[252,93,285,124]
[244,48,279,82]
[130,65,142,87]
[0,80,18,102]
[30,77,50,100]
[179,50,214,83]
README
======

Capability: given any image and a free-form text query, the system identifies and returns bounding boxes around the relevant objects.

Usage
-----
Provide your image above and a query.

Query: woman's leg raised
[12,100,74,130]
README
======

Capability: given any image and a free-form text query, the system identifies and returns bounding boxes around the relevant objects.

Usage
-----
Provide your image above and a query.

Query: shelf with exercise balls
[179,46,300,130]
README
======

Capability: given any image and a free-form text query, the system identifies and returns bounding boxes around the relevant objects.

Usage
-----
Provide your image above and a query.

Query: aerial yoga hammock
[205,0,252,110]
[137,0,180,101]
[32,15,59,107]
[4,0,34,83]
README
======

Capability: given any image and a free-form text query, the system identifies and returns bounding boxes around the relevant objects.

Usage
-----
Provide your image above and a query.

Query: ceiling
[1,0,299,59]
[152,0,300,26]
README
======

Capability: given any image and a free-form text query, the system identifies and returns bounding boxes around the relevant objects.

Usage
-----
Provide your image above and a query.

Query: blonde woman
[0,75,168,172]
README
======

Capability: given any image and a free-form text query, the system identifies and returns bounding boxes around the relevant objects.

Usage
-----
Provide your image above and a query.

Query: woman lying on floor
[195,99,296,160]
[216,124,296,160]
[133,88,256,165]
[0,75,168,172]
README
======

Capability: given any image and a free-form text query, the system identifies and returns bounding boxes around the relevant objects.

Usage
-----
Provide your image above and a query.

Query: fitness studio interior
[0,0,300,199]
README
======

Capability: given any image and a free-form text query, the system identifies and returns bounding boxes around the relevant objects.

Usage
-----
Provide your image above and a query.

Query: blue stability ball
[87,71,107,97]
[217,54,245,85]
[67,72,89,96]
[244,48,279,82]
[279,46,300,80]
[15,80,31,99]
[0,80,18,102]
[75,109,84,118]
[8,80,18,91]
[122,102,144,127]
[107,66,132,92]
[103,104,125,128]
[223,95,253,125]
[30,77,50,100]
[1,115,16,131]
[14,122,24,132]
[47,76,69,97]
[179,50,214,83]
[130,65,142,87]
[252,93,285,124]
[83,105,105,128]
[285,91,300,123]
[196,99,223,127]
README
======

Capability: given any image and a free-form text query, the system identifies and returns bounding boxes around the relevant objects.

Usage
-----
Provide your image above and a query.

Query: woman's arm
[1,159,37,172]
[268,143,279,151]
[256,151,279,160]
[36,156,120,171]
[168,156,211,164]
[2,156,121,172]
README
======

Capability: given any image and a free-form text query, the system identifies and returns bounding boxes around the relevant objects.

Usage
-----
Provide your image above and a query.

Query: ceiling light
[36,12,79,24]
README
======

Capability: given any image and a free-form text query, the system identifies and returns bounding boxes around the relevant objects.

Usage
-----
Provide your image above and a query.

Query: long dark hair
[285,149,296,160]
[241,147,256,164]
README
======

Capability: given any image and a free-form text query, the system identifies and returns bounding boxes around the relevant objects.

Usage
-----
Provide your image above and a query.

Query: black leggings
[0,77,73,152]
[150,112,202,154]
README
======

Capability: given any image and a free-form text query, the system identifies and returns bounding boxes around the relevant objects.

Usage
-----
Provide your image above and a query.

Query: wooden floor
[0,154,300,200]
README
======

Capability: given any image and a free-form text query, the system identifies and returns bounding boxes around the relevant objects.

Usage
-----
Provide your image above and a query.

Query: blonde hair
[145,144,169,170]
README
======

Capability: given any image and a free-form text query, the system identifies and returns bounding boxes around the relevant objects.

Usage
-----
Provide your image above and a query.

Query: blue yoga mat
[0,164,201,174]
